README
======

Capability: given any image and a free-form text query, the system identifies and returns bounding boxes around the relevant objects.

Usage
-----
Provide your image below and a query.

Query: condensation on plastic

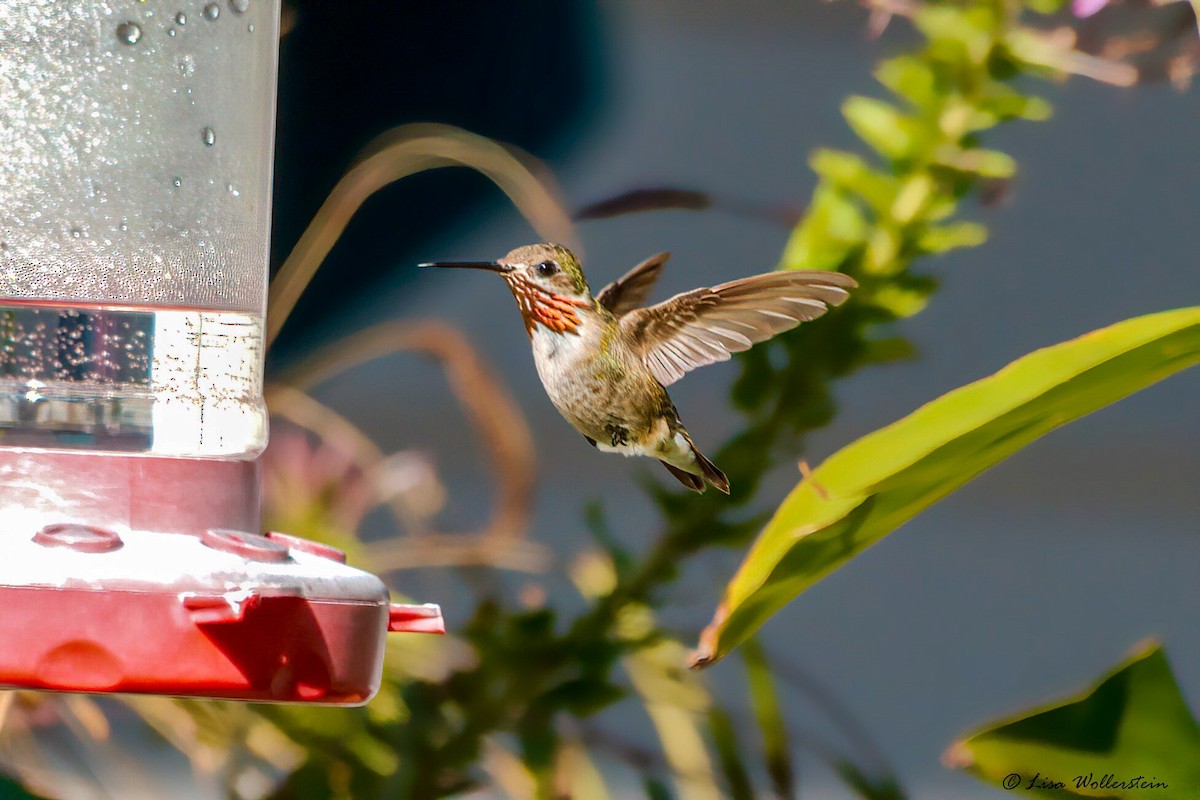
[0,0,280,313]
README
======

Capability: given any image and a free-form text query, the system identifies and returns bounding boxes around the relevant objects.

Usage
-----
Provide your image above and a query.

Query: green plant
[1,1,1193,798]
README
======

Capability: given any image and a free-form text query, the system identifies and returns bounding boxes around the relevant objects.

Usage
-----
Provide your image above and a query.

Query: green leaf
[915,221,988,254]
[809,148,897,216]
[869,282,932,317]
[842,97,918,161]
[708,706,756,800]
[780,187,867,272]
[834,760,908,800]
[743,639,795,798]
[980,87,1053,122]
[0,774,52,800]
[1025,0,1069,15]
[934,145,1016,178]
[859,336,918,365]
[875,55,938,109]
[889,174,934,225]
[946,640,1200,799]
[644,776,676,800]
[915,7,996,65]
[692,306,1200,667]
[541,677,626,717]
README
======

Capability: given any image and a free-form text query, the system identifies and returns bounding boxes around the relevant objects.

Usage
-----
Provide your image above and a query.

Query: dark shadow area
[269,0,604,361]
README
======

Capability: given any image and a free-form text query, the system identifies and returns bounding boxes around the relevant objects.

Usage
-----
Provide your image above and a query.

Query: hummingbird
[420,244,855,494]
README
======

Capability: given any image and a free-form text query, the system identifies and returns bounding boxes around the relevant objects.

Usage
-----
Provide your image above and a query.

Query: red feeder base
[0,450,443,705]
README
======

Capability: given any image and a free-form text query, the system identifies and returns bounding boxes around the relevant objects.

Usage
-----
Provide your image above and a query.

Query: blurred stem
[266,385,425,538]
[278,318,537,542]
[0,692,13,736]
[360,534,551,573]
[742,640,795,799]
[765,646,899,787]
[266,122,577,346]
[625,641,721,800]
[482,739,538,800]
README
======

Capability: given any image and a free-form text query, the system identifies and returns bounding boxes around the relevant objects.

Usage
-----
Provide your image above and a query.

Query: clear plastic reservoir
[0,0,280,457]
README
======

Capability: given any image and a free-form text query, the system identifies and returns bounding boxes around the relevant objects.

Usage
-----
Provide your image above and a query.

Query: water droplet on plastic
[116,21,142,45]
[119,220,129,232]
[172,177,182,188]
[201,127,216,146]
[247,23,254,32]
[203,3,220,20]
[167,28,177,37]
[226,183,240,197]
[175,11,187,24]
[70,228,83,239]
[229,0,249,13]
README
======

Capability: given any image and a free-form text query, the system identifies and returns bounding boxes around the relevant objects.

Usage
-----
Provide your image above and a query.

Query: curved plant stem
[266,122,578,346]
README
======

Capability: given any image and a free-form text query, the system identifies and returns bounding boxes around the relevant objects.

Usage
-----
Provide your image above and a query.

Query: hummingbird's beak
[418,260,512,273]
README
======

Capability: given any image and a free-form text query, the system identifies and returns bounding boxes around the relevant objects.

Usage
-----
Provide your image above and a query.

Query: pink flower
[1072,0,1110,18]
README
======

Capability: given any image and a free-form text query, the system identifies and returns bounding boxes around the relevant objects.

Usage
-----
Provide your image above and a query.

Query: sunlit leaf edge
[693,306,1200,667]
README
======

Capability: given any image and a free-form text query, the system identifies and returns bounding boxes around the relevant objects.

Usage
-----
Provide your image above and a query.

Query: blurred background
[5,0,1199,797]
[262,0,1200,796]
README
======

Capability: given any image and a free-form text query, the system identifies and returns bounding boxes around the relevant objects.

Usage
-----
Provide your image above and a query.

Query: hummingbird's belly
[531,324,676,456]
[547,374,644,445]
[542,361,671,455]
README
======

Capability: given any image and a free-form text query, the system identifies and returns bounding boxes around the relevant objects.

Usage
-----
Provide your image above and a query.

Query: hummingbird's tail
[658,443,730,495]
[660,461,704,492]
[692,447,731,494]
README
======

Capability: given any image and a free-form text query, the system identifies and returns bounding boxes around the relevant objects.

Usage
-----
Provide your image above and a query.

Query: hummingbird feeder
[0,0,441,704]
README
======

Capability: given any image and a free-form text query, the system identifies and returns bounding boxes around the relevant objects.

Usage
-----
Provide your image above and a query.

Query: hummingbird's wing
[621,270,856,386]
[595,252,670,316]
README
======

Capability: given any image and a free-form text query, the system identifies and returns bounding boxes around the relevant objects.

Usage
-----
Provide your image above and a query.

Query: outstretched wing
[596,252,670,316]
[620,270,856,386]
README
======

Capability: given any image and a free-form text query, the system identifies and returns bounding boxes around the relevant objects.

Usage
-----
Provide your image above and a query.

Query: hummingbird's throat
[507,275,590,336]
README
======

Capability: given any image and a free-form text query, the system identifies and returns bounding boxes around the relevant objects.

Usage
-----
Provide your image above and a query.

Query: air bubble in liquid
[116,22,142,45]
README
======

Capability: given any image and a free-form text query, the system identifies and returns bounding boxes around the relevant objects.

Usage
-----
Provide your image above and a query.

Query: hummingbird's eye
[536,260,559,277]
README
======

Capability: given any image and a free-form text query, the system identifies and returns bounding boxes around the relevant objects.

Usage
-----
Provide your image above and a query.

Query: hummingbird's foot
[606,425,630,449]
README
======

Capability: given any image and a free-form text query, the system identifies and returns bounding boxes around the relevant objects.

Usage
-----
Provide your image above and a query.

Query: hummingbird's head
[496,243,590,300]
[420,242,593,336]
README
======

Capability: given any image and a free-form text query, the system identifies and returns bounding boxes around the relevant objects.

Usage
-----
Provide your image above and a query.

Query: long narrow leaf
[626,638,721,800]
[694,306,1200,667]
[555,739,612,800]
[707,706,756,800]
[742,639,795,799]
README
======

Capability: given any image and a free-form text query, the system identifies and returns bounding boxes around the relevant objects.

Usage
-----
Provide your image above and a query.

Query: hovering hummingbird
[421,244,856,494]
